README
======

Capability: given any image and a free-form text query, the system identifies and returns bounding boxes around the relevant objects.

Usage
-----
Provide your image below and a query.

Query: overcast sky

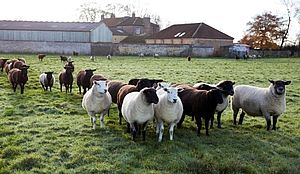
[0,0,299,43]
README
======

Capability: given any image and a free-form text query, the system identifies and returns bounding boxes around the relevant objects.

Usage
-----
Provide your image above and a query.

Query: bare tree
[280,0,294,49]
[78,2,102,22]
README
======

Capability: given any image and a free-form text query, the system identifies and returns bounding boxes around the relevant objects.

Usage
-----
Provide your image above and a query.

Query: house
[146,23,234,55]
[100,13,160,43]
[0,20,112,55]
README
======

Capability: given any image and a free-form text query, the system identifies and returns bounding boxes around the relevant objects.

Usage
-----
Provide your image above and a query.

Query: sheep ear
[177,88,184,93]
[232,81,235,85]
[92,69,96,71]
[93,80,97,85]
[268,79,274,84]
[284,80,291,85]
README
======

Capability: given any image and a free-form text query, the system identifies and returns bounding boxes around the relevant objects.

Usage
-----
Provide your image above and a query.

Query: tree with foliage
[239,12,285,49]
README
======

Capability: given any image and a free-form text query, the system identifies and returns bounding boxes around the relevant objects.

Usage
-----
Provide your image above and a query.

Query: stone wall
[0,40,91,55]
[114,44,214,57]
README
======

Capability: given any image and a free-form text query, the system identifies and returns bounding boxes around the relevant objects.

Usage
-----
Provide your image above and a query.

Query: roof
[101,17,158,27]
[148,23,234,40]
[109,28,130,36]
[0,20,103,32]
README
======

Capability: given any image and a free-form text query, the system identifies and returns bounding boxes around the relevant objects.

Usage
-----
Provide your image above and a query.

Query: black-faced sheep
[76,69,96,94]
[107,80,126,104]
[0,58,9,72]
[117,79,153,124]
[128,78,164,88]
[193,80,235,128]
[176,85,224,136]
[121,87,159,141]
[82,80,112,129]
[8,65,30,94]
[39,72,55,91]
[59,66,73,93]
[60,56,68,62]
[232,80,291,130]
[107,54,111,60]
[38,54,46,61]
[154,85,183,142]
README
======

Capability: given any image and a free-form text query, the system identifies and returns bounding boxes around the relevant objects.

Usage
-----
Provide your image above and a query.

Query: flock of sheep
[0,55,291,142]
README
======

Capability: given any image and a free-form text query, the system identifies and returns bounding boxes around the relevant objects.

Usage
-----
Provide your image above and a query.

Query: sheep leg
[126,123,131,133]
[272,115,278,130]
[78,86,81,94]
[169,122,176,141]
[141,121,148,141]
[210,115,215,129]
[12,83,17,92]
[41,83,46,91]
[158,122,164,142]
[238,111,245,125]
[195,115,202,136]
[217,111,223,128]
[60,83,62,92]
[70,84,72,93]
[65,84,68,93]
[99,112,105,128]
[20,84,24,94]
[177,113,185,128]
[205,117,210,136]
[191,115,194,121]
[130,123,137,141]
[232,108,239,125]
[89,112,96,129]
[118,105,122,125]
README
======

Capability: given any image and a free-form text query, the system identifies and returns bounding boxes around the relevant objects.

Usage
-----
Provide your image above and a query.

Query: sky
[0,0,299,43]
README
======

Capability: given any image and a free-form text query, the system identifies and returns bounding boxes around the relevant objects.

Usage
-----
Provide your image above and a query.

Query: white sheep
[90,56,95,61]
[121,87,159,141]
[82,80,112,129]
[107,54,111,60]
[39,72,55,91]
[153,53,159,58]
[232,80,291,130]
[154,86,183,142]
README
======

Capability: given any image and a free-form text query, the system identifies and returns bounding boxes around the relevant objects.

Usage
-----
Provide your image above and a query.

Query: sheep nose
[104,89,107,93]
[173,99,177,103]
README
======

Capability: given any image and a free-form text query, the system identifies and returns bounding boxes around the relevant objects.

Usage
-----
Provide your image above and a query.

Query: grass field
[0,54,299,174]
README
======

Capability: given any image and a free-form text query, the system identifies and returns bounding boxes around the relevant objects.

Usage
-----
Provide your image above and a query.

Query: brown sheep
[64,61,74,72]
[4,59,17,74]
[0,58,9,72]
[107,80,126,104]
[59,66,73,93]
[38,54,46,61]
[8,65,30,94]
[90,74,107,87]
[117,79,152,124]
[12,60,26,70]
[176,85,224,136]
[76,69,96,94]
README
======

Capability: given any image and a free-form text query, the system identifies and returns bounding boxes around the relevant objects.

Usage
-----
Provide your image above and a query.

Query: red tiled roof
[148,23,234,40]
[0,20,103,32]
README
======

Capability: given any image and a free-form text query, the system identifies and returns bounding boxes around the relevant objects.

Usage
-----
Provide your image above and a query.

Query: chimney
[132,12,136,18]
[143,17,151,35]
[101,14,105,20]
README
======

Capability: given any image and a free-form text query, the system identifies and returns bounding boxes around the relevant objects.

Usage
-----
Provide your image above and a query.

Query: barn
[146,23,234,55]
[0,20,112,55]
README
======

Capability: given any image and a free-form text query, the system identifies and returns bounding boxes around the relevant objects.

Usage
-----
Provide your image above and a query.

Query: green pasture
[0,54,299,174]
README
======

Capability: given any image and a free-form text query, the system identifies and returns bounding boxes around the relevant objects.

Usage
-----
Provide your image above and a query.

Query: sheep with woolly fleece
[39,72,55,91]
[193,80,235,128]
[121,87,159,141]
[82,80,112,129]
[154,84,183,142]
[232,80,291,130]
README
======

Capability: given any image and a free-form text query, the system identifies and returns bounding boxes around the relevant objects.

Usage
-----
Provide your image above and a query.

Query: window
[135,27,141,35]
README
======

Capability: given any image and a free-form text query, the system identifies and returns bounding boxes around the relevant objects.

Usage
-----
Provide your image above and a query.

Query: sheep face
[209,89,223,104]
[143,88,159,104]
[216,80,235,96]
[94,80,107,94]
[136,79,152,90]
[269,80,291,95]
[165,87,179,103]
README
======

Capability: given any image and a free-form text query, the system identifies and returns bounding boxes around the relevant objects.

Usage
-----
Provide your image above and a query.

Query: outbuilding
[0,20,112,55]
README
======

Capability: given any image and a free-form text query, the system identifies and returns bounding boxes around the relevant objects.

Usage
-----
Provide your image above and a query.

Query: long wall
[0,40,214,57]
[0,40,91,55]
